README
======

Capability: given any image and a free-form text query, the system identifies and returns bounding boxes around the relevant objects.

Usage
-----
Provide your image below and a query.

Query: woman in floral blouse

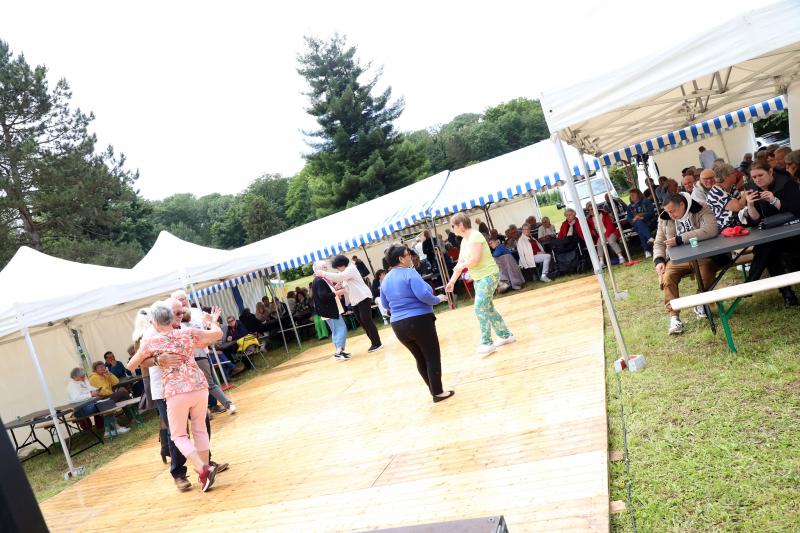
[128,300,223,492]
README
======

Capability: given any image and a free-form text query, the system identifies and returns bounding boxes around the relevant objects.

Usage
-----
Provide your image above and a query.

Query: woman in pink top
[128,300,223,492]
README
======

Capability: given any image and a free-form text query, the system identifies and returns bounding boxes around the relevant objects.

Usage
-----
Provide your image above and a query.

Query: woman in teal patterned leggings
[445,213,515,356]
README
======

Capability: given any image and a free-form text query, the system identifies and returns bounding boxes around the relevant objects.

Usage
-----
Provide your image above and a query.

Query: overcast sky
[1,0,756,199]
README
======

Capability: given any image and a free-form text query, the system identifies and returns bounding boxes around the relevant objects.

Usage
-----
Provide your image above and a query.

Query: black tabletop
[113,375,143,389]
[3,409,52,430]
[668,224,800,264]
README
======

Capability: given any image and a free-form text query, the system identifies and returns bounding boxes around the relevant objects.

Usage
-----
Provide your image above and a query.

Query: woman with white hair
[311,261,350,360]
[128,300,223,492]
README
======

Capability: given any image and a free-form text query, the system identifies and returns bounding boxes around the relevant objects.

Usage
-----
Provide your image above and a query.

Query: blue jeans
[326,316,347,352]
[631,219,652,251]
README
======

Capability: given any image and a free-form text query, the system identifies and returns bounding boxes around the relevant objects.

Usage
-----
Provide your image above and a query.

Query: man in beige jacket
[653,192,720,334]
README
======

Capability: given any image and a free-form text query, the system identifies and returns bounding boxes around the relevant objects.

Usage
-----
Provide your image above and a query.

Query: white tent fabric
[233,171,450,272]
[0,247,176,339]
[428,140,599,216]
[540,0,800,155]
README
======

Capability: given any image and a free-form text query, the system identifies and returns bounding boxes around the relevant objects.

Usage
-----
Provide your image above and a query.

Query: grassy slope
[604,260,800,532]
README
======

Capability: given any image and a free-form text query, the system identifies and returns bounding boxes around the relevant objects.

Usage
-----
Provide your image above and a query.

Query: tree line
[0,35,551,270]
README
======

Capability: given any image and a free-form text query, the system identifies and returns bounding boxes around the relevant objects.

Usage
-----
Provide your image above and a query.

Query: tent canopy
[540,0,800,155]
[428,140,598,216]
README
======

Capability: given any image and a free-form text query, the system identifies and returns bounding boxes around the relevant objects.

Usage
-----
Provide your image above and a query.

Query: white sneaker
[645,251,652,258]
[694,305,707,319]
[476,343,496,356]
[668,316,684,335]
[540,275,552,283]
[228,403,237,414]
[494,335,517,347]
[115,426,130,434]
[617,256,626,264]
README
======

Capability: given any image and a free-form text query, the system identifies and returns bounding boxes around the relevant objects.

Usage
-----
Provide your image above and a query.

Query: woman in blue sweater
[380,244,454,403]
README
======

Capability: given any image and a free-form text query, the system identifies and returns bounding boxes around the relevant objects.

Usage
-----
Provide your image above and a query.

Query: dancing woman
[445,212,515,355]
[311,260,351,360]
[128,301,223,492]
[381,244,453,402]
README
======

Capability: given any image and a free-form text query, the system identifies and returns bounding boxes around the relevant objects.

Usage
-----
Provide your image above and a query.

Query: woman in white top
[315,254,383,352]
[517,223,552,282]
[537,217,557,242]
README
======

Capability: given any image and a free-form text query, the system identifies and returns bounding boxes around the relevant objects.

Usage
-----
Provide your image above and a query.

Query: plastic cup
[689,237,698,248]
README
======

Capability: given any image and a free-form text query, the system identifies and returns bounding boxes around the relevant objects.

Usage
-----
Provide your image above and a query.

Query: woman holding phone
[742,161,800,306]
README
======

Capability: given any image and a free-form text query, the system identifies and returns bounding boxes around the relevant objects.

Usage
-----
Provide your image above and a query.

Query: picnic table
[112,375,143,391]
[668,223,800,345]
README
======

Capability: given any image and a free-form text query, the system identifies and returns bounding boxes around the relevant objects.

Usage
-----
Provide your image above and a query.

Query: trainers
[494,335,517,347]
[668,316,684,335]
[174,476,192,492]
[209,460,229,473]
[334,353,350,361]
[367,344,383,353]
[694,305,707,319]
[210,405,227,414]
[476,343,496,356]
[645,251,652,258]
[198,464,217,492]
[114,426,130,434]
[228,403,237,414]
[540,275,552,283]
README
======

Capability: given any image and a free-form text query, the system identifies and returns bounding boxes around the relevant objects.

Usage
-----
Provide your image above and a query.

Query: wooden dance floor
[40,276,609,532]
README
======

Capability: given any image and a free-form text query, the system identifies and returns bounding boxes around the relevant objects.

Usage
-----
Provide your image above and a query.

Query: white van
[556,175,620,212]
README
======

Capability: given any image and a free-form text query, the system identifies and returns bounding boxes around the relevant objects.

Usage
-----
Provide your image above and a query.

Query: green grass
[603,258,800,532]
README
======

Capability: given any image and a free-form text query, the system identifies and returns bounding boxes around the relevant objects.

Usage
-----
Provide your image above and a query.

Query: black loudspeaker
[366,515,508,533]
[0,417,50,533]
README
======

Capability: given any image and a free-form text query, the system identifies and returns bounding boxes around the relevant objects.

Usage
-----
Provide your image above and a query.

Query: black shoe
[781,287,799,308]
[367,344,383,353]
[432,390,455,403]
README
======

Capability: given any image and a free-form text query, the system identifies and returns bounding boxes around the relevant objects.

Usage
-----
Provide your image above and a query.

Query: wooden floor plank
[40,276,609,532]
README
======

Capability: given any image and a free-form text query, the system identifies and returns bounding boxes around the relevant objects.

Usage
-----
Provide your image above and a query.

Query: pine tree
[297,34,427,217]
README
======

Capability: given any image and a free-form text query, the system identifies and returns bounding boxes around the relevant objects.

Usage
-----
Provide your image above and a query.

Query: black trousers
[354,298,381,347]
[747,237,800,283]
[391,313,443,396]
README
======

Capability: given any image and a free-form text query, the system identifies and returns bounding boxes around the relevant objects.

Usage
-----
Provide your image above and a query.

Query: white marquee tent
[540,0,800,157]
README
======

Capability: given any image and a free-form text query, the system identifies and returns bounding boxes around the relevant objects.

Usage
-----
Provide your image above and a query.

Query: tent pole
[360,244,376,277]
[266,269,289,353]
[531,191,542,221]
[600,165,633,263]
[425,215,455,309]
[578,151,626,298]
[553,135,632,365]
[188,283,229,388]
[21,324,79,476]
[275,268,302,349]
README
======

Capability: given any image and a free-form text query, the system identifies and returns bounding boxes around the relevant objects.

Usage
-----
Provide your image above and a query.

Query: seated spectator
[643,177,657,204]
[220,316,249,356]
[558,208,598,246]
[268,300,288,319]
[770,147,793,180]
[524,216,540,234]
[67,367,129,435]
[665,179,680,196]
[601,194,627,219]
[104,351,131,380]
[784,149,800,181]
[409,249,433,277]
[293,291,312,321]
[740,161,800,307]
[446,229,460,249]
[655,176,671,206]
[517,223,552,282]
[585,202,625,266]
[420,231,437,267]
[504,227,518,251]
[285,291,297,314]
[255,301,269,323]
[653,192,719,334]
[626,188,656,257]
[488,236,512,257]
[739,153,753,175]
[706,163,746,230]
[489,228,505,244]
[239,307,266,335]
[537,217,557,245]
[691,169,716,205]
[475,217,490,237]
[88,361,130,401]
[682,171,696,193]
[445,242,459,262]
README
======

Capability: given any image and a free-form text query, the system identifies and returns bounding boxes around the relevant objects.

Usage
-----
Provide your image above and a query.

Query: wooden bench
[670,271,800,352]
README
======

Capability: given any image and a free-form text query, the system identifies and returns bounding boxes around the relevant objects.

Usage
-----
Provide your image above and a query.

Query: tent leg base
[614,354,647,373]
[614,290,629,300]
[63,466,86,480]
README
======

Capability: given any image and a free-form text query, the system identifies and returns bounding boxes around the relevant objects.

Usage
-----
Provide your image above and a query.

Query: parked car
[556,175,620,212]
[755,131,790,149]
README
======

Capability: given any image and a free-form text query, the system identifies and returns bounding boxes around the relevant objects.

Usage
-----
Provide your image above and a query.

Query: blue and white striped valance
[190,268,270,299]
[599,95,787,166]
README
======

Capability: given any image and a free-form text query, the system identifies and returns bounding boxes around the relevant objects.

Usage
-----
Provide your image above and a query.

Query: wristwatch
[770,197,778,206]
